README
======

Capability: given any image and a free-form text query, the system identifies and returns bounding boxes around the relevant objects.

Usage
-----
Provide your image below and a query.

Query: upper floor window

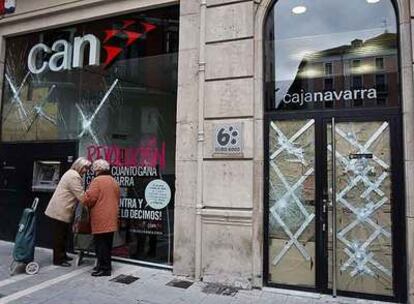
[376,57,385,70]
[325,63,333,76]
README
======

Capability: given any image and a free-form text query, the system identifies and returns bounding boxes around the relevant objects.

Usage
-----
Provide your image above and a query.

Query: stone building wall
[174,0,257,288]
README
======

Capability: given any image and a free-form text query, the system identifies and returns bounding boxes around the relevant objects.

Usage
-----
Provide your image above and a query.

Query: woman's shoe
[91,270,111,277]
[54,261,71,267]
[64,256,73,261]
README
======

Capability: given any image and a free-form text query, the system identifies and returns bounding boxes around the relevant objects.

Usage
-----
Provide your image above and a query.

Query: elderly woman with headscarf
[83,159,120,277]
[45,157,91,267]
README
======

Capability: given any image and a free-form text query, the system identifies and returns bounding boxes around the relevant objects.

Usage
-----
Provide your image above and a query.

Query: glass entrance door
[265,117,405,300]
[326,120,393,297]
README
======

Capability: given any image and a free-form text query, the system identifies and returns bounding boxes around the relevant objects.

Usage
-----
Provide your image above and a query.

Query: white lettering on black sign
[28,34,101,74]
[282,89,377,106]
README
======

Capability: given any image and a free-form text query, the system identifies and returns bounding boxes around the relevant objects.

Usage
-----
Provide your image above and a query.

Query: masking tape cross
[76,79,119,144]
[331,123,392,278]
[269,120,315,266]
[4,73,30,128]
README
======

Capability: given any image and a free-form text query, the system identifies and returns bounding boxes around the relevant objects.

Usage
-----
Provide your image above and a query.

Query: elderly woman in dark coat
[82,159,120,276]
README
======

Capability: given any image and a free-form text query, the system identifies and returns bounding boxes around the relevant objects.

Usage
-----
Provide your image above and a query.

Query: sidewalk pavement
[0,241,393,304]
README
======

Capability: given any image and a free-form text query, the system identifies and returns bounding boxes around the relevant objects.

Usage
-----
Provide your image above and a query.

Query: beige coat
[45,169,84,223]
[83,175,120,234]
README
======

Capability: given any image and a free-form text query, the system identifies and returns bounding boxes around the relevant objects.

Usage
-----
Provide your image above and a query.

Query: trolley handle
[32,197,39,211]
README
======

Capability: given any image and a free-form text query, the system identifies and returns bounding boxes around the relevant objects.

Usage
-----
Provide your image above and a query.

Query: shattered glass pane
[268,119,316,287]
[328,121,393,296]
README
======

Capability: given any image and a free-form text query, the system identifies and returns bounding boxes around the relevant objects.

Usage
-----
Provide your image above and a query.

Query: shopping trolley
[9,197,40,275]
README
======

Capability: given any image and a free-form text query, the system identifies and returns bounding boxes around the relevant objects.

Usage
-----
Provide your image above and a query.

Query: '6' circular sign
[214,124,242,154]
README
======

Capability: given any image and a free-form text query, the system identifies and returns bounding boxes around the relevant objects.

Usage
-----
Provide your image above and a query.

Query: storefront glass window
[264,0,399,111]
[1,6,179,265]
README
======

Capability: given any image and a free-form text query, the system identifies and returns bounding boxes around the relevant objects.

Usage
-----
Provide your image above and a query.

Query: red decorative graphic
[102,20,157,67]
[141,22,156,33]
[124,31,142,47]
[103,30,121,43]
[103,46,123,67]
[122,20,136,29]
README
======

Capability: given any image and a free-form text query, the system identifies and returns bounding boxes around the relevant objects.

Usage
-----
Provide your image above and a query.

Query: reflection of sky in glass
[274,0,397,96]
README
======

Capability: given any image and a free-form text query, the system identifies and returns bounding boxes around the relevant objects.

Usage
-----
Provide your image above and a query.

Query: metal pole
[331,118,337,297]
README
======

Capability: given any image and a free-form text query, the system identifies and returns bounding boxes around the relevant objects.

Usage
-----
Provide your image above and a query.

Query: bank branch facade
[0,0,413,303]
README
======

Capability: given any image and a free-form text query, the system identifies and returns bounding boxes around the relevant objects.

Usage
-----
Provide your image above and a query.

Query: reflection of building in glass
[279,32,398,110]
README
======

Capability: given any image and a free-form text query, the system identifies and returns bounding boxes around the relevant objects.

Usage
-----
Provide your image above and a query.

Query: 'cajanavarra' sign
[282,88,377,106]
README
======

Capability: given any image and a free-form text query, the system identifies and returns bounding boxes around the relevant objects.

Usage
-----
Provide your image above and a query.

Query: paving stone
[202,283,240,296]
[230,293,258,304]
[285,296,317,304]
[259,292,288,304]
[166,279,194,289]
[201,294,234,304]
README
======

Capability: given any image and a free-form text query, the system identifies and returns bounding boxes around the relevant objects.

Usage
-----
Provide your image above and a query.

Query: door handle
[322,197,330,213]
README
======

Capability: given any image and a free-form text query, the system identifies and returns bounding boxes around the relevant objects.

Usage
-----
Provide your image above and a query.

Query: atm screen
[32,161,61,192]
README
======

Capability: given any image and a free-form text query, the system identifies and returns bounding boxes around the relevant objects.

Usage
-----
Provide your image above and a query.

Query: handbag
[73,203,91,234]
